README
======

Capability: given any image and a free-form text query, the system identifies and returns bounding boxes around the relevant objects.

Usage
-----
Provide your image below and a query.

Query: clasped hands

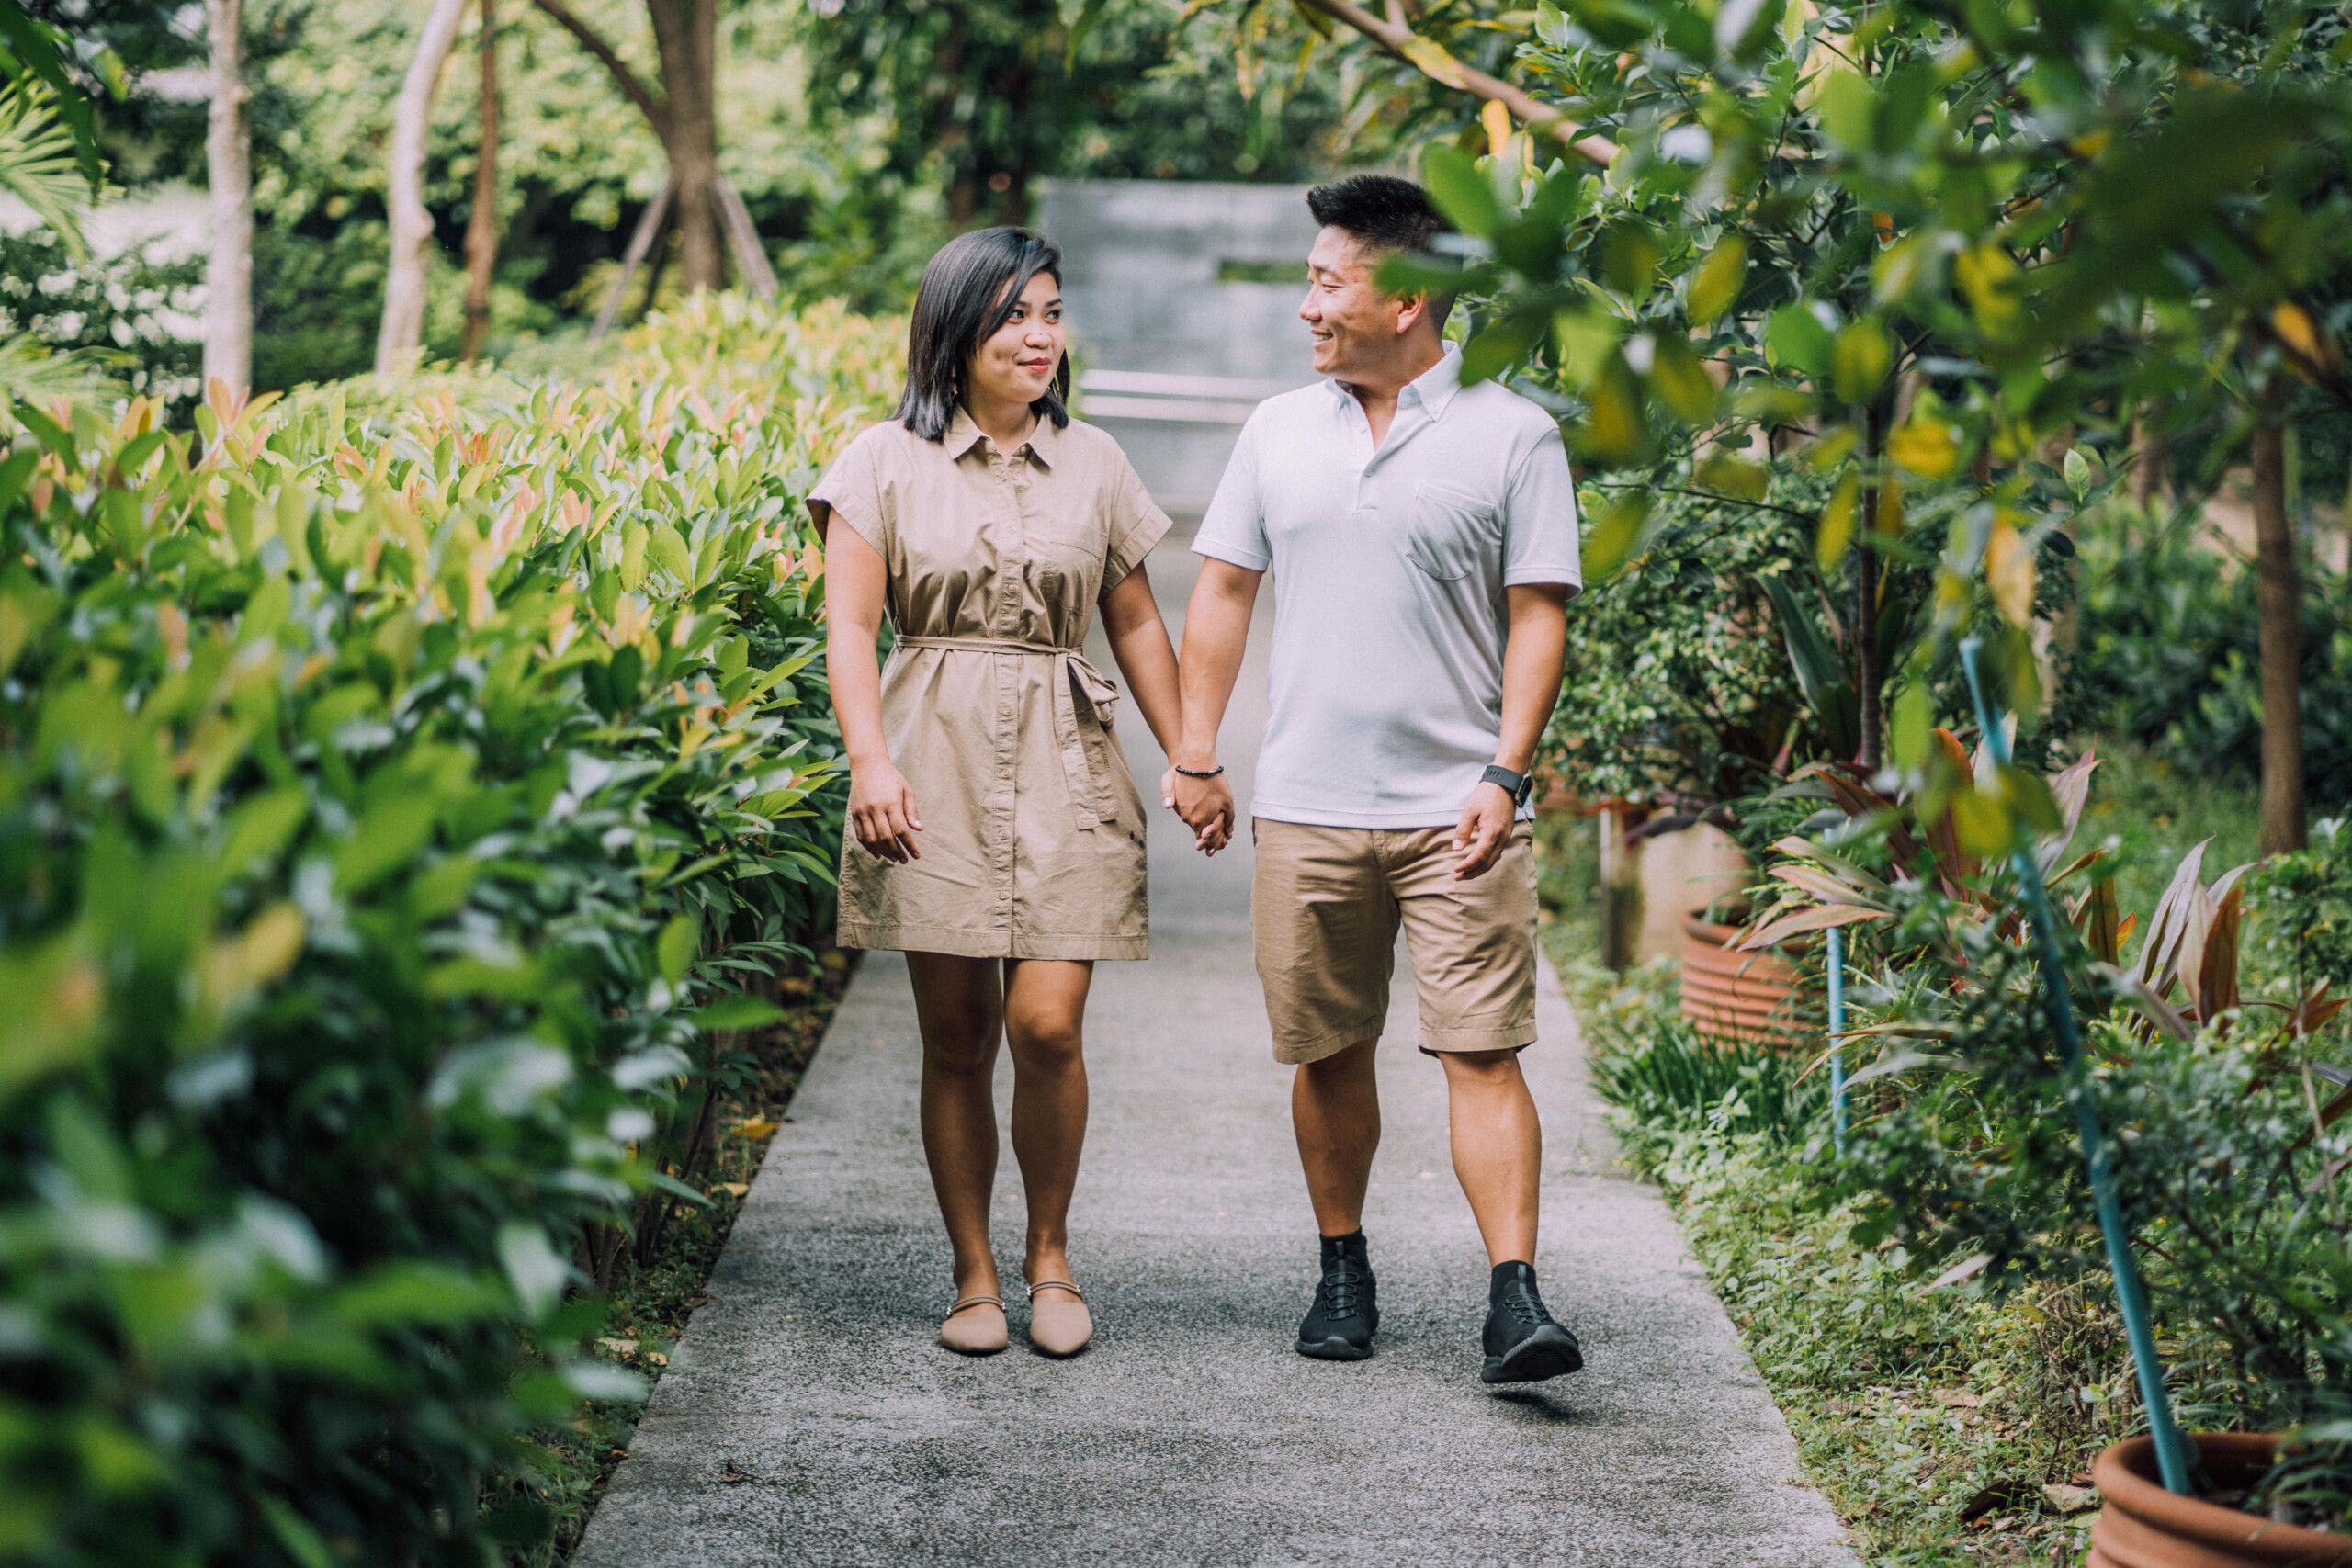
[1161,763,1512,881]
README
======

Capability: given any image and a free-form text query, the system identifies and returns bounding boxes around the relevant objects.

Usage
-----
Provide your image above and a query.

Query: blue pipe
[1826,925,1849,1156]
[1957,637,2194,1495]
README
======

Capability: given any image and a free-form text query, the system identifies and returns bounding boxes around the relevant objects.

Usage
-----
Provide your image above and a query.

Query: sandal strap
[1025,1280,1083,1301]
[946,1294,1004,1315]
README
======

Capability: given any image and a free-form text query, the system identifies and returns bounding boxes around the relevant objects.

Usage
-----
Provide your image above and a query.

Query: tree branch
[531,0,668,139]
[1293,0,1617,165]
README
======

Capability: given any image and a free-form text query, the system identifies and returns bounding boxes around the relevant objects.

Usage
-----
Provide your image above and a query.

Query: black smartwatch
[1481,764,1535,809]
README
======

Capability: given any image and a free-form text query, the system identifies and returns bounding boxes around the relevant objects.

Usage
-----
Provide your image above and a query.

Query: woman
[808,228,1185,1359]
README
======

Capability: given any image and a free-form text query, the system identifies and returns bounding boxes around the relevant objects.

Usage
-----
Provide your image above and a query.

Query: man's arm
[1452,582,1570,880]
[1172,558,1262,853]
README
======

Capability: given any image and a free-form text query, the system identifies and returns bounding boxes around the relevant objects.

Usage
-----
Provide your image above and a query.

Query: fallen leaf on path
[2042,1483,2098,1514]
[713,1181,750,1198]
[716,1460,750,1484]
[731,1119,779,1140]
[596,1337,639,1357]
[1936,1389,1984,1407]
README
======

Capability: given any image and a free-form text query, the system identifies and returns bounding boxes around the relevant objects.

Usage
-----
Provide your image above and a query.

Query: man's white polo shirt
[1193,342,1582,830]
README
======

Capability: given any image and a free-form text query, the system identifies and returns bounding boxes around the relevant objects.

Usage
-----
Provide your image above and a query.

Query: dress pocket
[1402,480,1500,581]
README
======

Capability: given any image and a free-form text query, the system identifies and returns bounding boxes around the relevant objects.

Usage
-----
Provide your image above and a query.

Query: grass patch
[519,950,858,1565]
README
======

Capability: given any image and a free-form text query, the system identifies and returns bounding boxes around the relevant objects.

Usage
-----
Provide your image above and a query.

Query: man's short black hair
[1306,175,1452,258]
[1306,175,1454,325]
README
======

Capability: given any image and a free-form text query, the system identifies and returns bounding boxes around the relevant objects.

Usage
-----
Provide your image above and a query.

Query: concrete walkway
[573,528,1857,1568]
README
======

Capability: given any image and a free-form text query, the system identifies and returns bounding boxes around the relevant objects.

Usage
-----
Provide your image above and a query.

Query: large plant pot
[2090,1433,2352,1566]
[1679,911,1806,1043]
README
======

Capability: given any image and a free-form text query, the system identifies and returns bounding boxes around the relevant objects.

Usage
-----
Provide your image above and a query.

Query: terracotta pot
[1679,910,1806,1043]
[2090,1433,2352,1566]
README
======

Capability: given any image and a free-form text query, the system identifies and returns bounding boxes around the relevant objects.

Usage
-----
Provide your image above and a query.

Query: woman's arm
[820,518,922,862]
[1100,565,1225,850]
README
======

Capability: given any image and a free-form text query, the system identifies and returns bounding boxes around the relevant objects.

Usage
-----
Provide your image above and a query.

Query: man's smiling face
[1298,226,1398,382]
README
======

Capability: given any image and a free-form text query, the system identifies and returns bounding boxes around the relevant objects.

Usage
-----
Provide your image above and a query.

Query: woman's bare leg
[1001,958,1094,1301]
[906,952,1008,1303]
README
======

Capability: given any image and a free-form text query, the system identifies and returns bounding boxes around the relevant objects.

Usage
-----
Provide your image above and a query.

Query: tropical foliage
[0,296,896,1563]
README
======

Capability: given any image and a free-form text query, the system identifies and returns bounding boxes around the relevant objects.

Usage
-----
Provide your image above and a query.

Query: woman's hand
[849,760,923,863]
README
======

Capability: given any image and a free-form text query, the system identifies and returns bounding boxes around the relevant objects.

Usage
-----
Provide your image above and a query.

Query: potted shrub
[1749,734,2352,1556]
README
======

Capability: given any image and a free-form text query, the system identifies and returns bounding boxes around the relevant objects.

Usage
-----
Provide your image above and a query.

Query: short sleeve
[1102,456,1173,595]
[1500,425,1582,596]
[1191,414,1272,572]
[806,425,889,558]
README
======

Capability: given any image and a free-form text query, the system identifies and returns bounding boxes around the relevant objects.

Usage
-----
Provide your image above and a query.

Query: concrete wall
[1037,179,1324,513]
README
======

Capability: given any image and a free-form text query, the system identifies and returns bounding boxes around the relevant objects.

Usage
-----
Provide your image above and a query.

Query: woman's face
[965,269,1064,412]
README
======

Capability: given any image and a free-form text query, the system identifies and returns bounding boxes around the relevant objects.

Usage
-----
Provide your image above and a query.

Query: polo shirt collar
[1322,342,1465,421]
[945,404,1059,468]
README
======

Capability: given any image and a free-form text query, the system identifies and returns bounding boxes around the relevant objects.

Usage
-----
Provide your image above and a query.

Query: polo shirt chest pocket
[1401,480,1501,581]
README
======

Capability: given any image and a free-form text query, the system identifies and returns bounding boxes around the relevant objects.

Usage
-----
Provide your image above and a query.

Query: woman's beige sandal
[939,1293,1008,1355]
[1024,1280,1092,1358]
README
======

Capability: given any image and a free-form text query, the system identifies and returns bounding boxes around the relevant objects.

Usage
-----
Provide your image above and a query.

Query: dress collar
[945,404,1059,468]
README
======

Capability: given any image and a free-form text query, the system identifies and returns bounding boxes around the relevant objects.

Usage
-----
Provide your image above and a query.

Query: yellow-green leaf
[1887,415,1959,479]
[1832,320,1893,404]
[1646,334,1719,424]
[1815,468,1860,575]
[1985,518,2035,625]
[1399,33,1469,89]
[1688,236,1747,324]
[1696,450,1769,501]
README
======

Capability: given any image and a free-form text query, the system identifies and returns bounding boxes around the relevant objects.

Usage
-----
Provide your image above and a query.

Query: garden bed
[528,950,856,1564]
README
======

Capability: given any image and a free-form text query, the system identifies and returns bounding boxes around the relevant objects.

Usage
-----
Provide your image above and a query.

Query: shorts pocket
[1402,480,1500,581]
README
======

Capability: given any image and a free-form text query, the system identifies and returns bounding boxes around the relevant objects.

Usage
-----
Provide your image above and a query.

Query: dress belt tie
[891,635,1122,830]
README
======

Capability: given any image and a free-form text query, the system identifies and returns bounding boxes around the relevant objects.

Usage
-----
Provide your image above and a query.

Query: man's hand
[1172,768,1236,855]
[1451,781,1516,881]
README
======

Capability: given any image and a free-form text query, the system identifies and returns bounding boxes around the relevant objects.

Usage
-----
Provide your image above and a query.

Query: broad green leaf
[647,526,692,584]
[1422,146,1503,239]
[619,523,650,592]
[335,795,437,895]
[1764,304,1833,377]
[691,995,788,1032]
[658,914,698,986]
[1817,70,1872,152]
[1646,334,1719,423]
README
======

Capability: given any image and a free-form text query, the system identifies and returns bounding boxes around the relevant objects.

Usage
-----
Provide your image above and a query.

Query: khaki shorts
[1250,818,1539,1065]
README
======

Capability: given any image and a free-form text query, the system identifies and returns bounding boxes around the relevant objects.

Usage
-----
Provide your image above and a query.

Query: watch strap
[1481,764,1534,807]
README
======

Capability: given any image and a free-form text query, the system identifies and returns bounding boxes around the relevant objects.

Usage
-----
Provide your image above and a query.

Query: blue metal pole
[1957,637,2194,1495]
[1826,925,1849,1156]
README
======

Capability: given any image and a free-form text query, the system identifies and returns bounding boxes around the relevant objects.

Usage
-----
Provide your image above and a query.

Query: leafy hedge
[0,297,898,1564]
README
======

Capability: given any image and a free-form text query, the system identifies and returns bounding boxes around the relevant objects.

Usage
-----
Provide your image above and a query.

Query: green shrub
[0,296,899,1563]
[2057,502,2352,809]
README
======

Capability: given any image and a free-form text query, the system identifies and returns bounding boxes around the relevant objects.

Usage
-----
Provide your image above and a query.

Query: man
[1170,175,1583,1384]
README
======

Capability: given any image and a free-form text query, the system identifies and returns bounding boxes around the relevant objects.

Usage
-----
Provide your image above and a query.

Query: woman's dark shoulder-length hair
[895,227,1071,443]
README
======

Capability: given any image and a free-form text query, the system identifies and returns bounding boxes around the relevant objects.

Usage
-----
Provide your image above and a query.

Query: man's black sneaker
[1480,1261,1582,1384]
[1297,1232,1378,1360]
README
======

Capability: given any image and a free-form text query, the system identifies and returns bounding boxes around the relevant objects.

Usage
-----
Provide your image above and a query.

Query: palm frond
[0,80,92,257]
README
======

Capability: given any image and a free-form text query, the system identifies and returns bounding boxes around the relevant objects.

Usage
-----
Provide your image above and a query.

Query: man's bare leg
[1293,1037,1381,1234]
[1437,1047,1541,1265]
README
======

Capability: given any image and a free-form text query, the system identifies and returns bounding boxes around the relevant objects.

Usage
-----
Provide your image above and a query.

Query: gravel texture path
[572,526,1858,1568]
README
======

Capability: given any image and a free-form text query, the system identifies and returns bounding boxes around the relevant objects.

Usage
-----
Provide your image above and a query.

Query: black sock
[1320,1229,1369,1266]
[1490,1259,1536,1299]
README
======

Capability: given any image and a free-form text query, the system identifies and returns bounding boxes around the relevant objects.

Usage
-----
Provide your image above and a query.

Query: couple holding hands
[810,175,1583,1386]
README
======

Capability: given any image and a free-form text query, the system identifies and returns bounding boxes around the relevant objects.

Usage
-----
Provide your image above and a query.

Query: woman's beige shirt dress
[809,408,1172,962]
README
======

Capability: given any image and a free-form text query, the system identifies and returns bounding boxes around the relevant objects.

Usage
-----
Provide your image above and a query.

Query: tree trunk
[1854,397,1887,772]
[460,0,500,364]
[2250,409,2308,855]
[202,0,252,393]
[376,0,470,376]
[646,0,724,293]
[2131,415,2168,510]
